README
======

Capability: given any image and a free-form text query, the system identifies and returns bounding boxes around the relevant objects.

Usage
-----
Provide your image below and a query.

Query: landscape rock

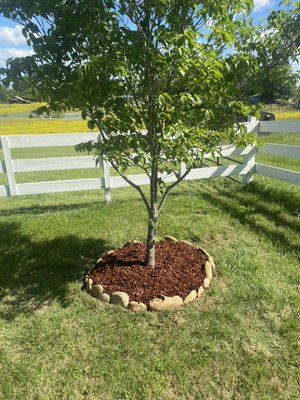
[203,278,211,289]
[197,286,205,298]
[106,250,115,255]
[205,261,213,280]
[149,295,183,311]
[96,257,102,263]
[90,284,104,299]
[208,255,215,272]
[99,293,110,303]
[86,278,94,293]
[110,291,130,308]
[128,301,147,312]
[163,235,178,242]
[184,290,197,304]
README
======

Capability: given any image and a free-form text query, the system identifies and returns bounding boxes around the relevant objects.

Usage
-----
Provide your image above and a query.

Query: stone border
[84,237,215,312]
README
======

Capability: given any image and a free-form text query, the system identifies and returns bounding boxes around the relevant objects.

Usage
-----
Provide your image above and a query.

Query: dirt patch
[88,240,207,304]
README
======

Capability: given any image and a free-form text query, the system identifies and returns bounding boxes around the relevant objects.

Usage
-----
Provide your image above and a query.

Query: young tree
[0,0,259,267]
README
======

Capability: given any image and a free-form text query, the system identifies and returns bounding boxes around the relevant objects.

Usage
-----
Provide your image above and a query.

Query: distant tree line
[0,77,41,103]
[241,1,300,105]
[1,65,298,106]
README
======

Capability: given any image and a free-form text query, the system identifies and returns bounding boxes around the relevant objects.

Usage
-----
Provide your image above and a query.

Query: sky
[0,0,298,70]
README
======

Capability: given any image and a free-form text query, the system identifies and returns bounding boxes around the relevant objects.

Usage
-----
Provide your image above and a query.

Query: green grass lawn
[0,176,299,400]
[255,132,300,173]
[0,122,300,399]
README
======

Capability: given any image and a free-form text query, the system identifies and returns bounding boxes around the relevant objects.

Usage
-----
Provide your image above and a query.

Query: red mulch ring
[88,241,207,304]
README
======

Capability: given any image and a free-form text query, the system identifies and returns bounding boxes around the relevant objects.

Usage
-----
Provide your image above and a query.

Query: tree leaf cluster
[0,0,275,265]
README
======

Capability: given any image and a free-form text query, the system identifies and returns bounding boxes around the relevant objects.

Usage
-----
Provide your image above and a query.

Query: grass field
[0,102,46,117]
[0,118,92,135]
[270,110,300,120]
[0,103,299,137]
[0,114,300,399]
[0,103,91,135]
[0,175,299,400]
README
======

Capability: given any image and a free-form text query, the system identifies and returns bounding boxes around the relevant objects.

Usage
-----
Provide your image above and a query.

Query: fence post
[102,159,112,203]
[242,117,257,184]
[179,161,186,177]
[0,136,17,196]
[242,148,256,184]
[97,134,111,203]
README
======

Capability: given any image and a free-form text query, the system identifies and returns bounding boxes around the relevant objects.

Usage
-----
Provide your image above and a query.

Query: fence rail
[0,120,299,199]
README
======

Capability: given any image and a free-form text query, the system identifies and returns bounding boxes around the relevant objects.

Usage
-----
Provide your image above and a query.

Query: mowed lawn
[0,176,299,400]
[0,119,299,399]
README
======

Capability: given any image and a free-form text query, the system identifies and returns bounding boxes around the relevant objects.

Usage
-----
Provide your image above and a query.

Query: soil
[88,240,207,304]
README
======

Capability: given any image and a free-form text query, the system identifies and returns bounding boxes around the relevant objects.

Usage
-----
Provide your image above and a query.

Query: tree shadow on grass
[0,201,102,218]
[0,191,143,218]
[243,181,300,215]
[0,222,109,321]
[201,181,300,260]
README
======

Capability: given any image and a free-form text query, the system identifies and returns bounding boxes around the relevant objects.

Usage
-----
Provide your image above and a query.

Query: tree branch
[110,160,150,213]
[157,166,192,214]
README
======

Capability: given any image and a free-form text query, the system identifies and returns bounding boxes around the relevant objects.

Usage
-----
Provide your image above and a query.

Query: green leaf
[87,120,95,130]
[158,93,172,106]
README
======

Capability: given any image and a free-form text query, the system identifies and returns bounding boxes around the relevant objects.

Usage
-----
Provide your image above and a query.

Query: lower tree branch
[110,160,150,213]
[157,166,192,214]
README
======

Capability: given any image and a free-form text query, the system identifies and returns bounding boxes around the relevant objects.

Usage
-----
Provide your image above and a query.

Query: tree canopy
[258,0,300,69]
[252,1,299,103]
[0,0,264,266]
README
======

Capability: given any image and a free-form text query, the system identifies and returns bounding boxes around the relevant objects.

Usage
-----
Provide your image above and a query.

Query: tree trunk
[145,159,158,267]
[145,206,158,267]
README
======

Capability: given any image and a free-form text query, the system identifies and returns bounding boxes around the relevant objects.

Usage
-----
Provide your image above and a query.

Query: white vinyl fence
[0,120,299,200]
[255,121,300,185]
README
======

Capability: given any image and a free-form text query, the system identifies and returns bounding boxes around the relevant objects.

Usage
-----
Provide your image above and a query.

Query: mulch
[88,240,207,304]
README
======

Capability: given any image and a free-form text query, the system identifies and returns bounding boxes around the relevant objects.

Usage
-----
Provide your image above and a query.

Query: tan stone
[197,286,205,298]
[128,301,147,312]
[149,295,183,311]
[163,235,178,242]
[132,240,141,244]
[86,277,94,293]
[91,284,104,299]
[106,250,115,255]
[110,291,130,308]
[203,277,211,289]
[205,261,213,280]
[99,293,110,303]
[96,257,102,263]
[208,255,215,272]
[184,290,197,304]
[196,246,215,272]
